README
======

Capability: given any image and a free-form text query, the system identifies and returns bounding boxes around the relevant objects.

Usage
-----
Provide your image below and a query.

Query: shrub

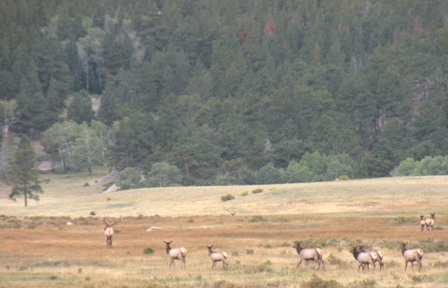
[252,188,263,194]
[245,261,273,273]
[394,216,412,224]
[248,215,267,222]
[410,275,424,283]
[210,280,238,288]
[241,191,248,196]
[337,175,349,181]
[143,247,155,255]
[327,253,342,265]
[433,260,448,268]
[347,278,376,288]
[301,275,344,288]
[246,249,254,255]
[326,253,350,269]
[221,194,235,201]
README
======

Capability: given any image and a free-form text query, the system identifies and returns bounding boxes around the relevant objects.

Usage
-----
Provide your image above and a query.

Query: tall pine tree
[8,135,43,207]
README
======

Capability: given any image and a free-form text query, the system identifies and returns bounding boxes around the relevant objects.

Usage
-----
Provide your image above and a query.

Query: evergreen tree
[67,90,95,124]
[116,167,142,190]
[65,38,86,91]
[109,113,155,170]
[8,135,43,207]
[172,125,223,185]
[145,161,182,187]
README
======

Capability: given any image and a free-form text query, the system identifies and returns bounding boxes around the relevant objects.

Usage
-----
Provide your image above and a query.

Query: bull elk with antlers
[102,216,121,247]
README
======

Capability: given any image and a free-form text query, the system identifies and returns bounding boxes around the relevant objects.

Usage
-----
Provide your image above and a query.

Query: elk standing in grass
[164,241,187,269]
[401,242,423,272]
[358,245,384,271]
[102,216,121,247]
[420,215,426,231]
[207,245,228,269]
[425,213,435,231]
[292,241,325,270]
[351,246,375,271]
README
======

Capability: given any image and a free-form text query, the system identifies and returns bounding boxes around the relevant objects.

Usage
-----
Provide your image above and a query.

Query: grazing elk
[207,245,229,269]
[358,245,384,271]
[425,213,435,231]
[420,215,426,231]
[351,246,375,271]
[164,241,187,269]
[102,216,121,247]
[401,242,423,272]
[292,241,325,270]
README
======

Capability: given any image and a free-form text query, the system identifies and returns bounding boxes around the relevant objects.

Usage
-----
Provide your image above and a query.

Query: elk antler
[227,209,236,216]
[102,215,121,226]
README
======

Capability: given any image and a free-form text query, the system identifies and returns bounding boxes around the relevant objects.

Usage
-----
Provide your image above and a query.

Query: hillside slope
[1,171,447,218]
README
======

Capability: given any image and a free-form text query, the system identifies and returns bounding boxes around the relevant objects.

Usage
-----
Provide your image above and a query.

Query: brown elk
[401,242,424,272]
[425,213,435,231]
[358,245,384,271]
[102,216,121,247]
[351,246,375,271]
[420,215,426,231]
[207,245,228,269]
[164,241,187,269]
[292,241,325,270]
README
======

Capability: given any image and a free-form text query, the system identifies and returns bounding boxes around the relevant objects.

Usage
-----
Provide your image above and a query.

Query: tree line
[1,0,448,188]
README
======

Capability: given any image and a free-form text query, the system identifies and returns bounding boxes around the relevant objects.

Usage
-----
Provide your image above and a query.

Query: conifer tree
[8,135,43,207]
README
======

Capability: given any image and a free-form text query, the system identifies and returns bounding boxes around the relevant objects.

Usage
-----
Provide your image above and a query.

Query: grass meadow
[1,171,448,287]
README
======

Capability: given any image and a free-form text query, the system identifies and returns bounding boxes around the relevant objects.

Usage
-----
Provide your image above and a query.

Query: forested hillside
[1,0,448,186]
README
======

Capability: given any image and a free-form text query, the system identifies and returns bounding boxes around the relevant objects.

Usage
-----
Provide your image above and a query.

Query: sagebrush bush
[326,253,350,269]
[221,194,235,201]
[347,278,376,288]
[245,261,273,273]
[301,275,344,288]
[248,215,266,222]
[143,247,155,255]
[394,216,412,224]
[252,188,263,194]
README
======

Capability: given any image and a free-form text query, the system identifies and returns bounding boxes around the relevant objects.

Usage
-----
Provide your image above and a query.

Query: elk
[420,215,426,231]
[207,245,229,269]
[351,246,375,271]
[102,216,121,247]
[358,245,384,271]
[401,242,423,272]
[425,213,435,231]
[292,241,325,270]
[164,241,187,269]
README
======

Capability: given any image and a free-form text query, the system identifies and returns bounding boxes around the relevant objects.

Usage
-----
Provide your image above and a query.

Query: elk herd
[98,213,437,272]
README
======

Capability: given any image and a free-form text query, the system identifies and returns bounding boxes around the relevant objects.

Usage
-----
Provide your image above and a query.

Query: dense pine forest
[1,0,448,187]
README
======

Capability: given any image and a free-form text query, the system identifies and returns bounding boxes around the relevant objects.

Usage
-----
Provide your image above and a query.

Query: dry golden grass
[1,172,448,287]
